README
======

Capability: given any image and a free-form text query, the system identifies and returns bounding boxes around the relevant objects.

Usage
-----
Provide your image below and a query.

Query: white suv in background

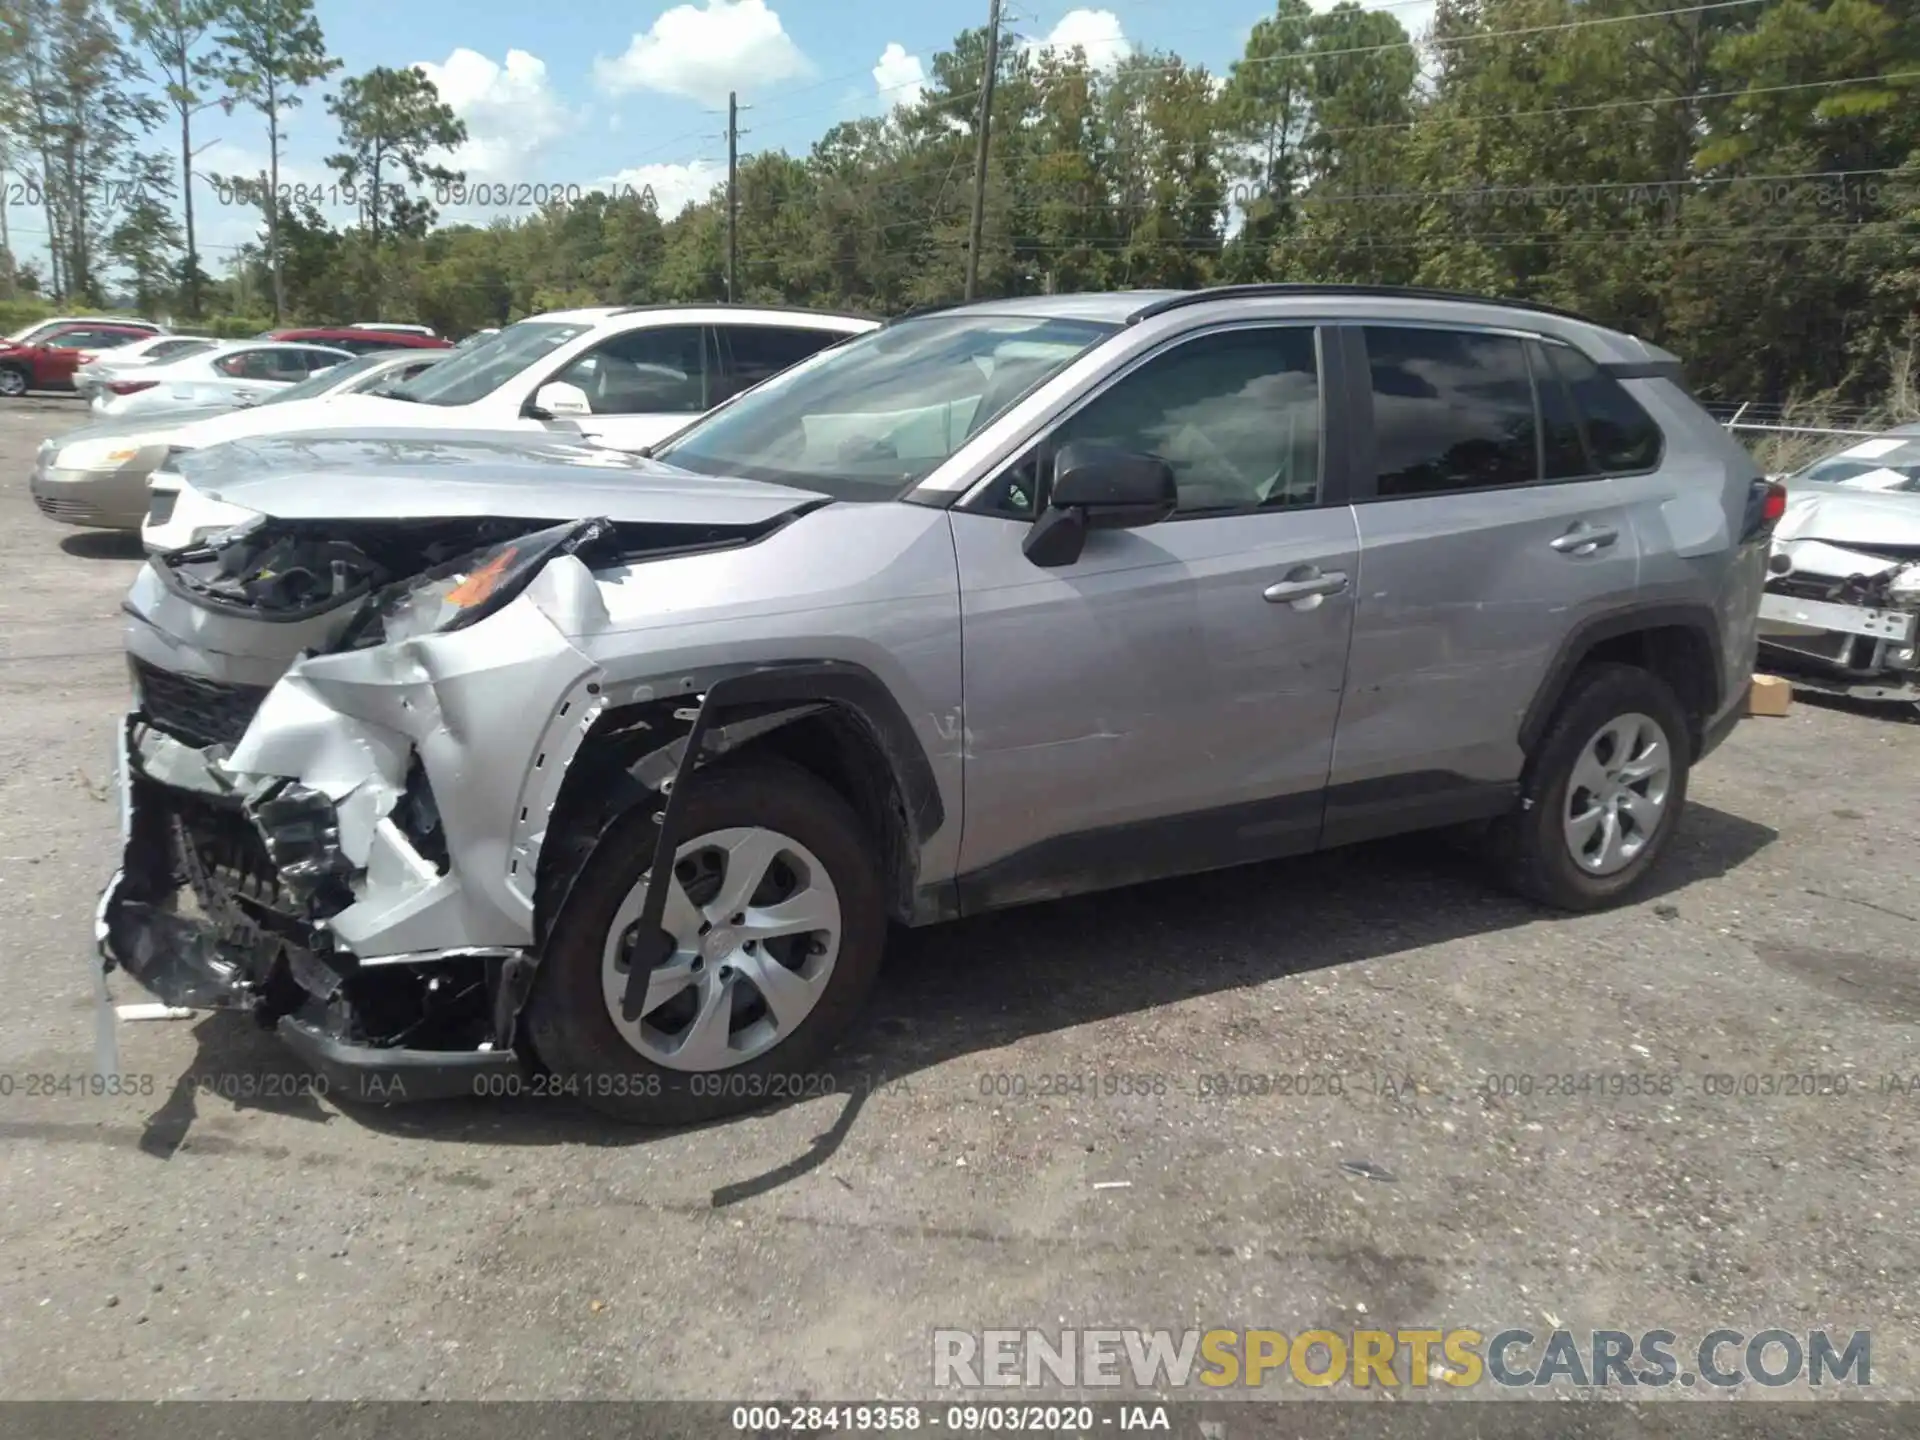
[152,304,878,458]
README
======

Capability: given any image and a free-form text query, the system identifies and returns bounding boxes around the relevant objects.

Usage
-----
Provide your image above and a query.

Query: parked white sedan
[92,341,354,418]
[73,334,225,404]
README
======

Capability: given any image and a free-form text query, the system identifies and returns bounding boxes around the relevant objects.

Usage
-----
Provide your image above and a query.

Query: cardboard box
[1747,674,1793,717]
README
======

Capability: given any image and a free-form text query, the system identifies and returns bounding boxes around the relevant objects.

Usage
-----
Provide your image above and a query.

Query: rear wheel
[525,758,886,1124]
[0,366,28,398]
[1494,663,1692,910]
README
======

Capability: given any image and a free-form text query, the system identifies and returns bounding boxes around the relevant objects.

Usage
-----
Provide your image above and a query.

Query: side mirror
[1022,440,1177,567]
[527,380,590,420]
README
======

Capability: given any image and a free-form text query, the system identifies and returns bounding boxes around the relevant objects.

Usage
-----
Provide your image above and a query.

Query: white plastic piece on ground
[117,1003,197,1021]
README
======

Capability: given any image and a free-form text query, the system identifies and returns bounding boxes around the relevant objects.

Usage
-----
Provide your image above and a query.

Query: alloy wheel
[599,825,842,1071]
[1562,711,1674,876]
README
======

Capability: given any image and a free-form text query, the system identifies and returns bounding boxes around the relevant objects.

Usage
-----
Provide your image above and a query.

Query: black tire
[1492,662,1692,911]
[524,757,886,1124]
[0,366,28,398]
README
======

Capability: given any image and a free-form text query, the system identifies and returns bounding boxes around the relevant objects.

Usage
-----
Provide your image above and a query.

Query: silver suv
[98,286,1778,1124]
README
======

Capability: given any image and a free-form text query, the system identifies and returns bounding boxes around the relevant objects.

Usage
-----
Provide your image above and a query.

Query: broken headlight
[360,517,614,646]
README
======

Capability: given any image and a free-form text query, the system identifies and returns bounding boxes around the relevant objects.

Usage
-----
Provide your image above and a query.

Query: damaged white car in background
[1758,431,1920,707]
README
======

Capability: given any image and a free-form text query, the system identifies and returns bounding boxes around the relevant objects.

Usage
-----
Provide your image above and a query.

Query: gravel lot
[0,399,1915,1406]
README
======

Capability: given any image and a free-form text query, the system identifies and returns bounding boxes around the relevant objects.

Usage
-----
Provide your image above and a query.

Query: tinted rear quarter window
[1544,343,1663,472]
[1365,326,1537,496]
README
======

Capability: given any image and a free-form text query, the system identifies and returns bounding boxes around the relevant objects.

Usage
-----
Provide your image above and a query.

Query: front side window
[1366,326,1537,496]
[549,325,707,415]
[1048,326,1322,514]
[393,320,592,408]
[655,314,1117,501]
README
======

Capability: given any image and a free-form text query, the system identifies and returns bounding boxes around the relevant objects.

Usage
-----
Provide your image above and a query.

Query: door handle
[1550,523,1619,556]
[1263,568,1350,606]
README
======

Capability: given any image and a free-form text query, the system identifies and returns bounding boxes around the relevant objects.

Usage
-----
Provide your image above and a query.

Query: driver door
[949,323,1360,906]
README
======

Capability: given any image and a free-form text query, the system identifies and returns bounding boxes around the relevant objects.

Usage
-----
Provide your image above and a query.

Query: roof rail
[1128,283,1599,326]
[607,301,877,323]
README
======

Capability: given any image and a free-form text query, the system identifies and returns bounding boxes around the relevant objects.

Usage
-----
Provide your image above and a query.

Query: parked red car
[263,325,451,355]
[0,321,162,397]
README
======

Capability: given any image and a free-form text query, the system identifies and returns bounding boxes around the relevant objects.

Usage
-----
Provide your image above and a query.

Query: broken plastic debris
[116,1003,197,1021]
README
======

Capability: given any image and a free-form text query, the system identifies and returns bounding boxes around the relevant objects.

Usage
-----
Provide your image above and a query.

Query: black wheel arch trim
[1519,604,1725,759]
[609,659,943,1021]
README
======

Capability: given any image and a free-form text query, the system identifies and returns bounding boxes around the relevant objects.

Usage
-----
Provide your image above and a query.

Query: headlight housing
[56,436,156,470]
[350,517,614,647]
[150,473,261,545]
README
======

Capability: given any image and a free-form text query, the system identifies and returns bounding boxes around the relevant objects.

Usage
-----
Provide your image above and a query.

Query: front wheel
[1493,663,1692,910]
[525,758,886,1124]
[0,367,28,398]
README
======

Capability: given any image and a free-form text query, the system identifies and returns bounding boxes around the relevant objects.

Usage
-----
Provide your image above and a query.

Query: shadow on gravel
[306,800,1777,1169]
[59,530,145,561]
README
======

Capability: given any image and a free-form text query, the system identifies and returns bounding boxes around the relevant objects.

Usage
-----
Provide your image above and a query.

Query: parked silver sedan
[90,341,354,419]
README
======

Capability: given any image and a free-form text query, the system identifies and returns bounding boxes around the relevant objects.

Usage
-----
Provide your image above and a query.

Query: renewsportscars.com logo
[931,1327,1872,1390]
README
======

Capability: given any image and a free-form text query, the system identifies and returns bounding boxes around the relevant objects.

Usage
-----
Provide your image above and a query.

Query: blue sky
[3,0,1438,294]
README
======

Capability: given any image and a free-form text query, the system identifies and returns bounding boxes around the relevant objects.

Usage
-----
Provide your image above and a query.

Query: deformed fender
[222,555,611,958]
[608,659,946,1022]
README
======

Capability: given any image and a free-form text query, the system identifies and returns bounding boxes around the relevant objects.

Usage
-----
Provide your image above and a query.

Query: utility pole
[726,90,739,303]
[964,0,1002,302]
[0,141,12,300]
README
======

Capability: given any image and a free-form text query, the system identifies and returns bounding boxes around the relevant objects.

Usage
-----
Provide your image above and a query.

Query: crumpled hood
[172,427,826,527]
[1775,484,1920,550]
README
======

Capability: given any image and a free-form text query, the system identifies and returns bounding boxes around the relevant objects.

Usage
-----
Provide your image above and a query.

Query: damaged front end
[97,510,748,1100]
[1758,486,1920,704]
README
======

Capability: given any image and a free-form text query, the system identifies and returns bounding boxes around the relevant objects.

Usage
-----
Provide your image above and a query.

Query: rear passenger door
[713,324,846,404]
[1325,324,1641,842]
[950,323,1360,901]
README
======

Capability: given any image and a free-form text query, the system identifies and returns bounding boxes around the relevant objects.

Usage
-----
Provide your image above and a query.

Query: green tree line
[3,0,1917,407]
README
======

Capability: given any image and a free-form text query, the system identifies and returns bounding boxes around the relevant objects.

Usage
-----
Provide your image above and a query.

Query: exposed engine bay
[1758,483,1920,705]
[100,507,798,1097]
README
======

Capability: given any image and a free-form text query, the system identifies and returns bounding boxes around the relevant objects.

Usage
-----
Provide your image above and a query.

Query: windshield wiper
[368,384,420,401]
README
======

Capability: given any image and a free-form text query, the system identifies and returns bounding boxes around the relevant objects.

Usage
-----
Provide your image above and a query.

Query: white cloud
[594,160,726,219]
[873,43,925,110]
[414,48,574,181]
[1027,9,1132,72]
[594,0,812,106]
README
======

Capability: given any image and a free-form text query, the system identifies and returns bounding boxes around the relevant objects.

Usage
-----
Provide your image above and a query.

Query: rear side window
[1543,342,1663,472]
[723,326,842,396]
[1364,326,1536,496]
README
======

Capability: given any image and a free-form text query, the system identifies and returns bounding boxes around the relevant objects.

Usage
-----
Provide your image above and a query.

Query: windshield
[1793,436,1920,493]
[389,320,590,407]
[256,351,391,405]
[655,314,1117,500]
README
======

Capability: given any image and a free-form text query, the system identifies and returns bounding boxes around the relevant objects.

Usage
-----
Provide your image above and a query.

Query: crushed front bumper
[95,711,527,1102]
[1757,591,1920,702]
[96,551,625,1102]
